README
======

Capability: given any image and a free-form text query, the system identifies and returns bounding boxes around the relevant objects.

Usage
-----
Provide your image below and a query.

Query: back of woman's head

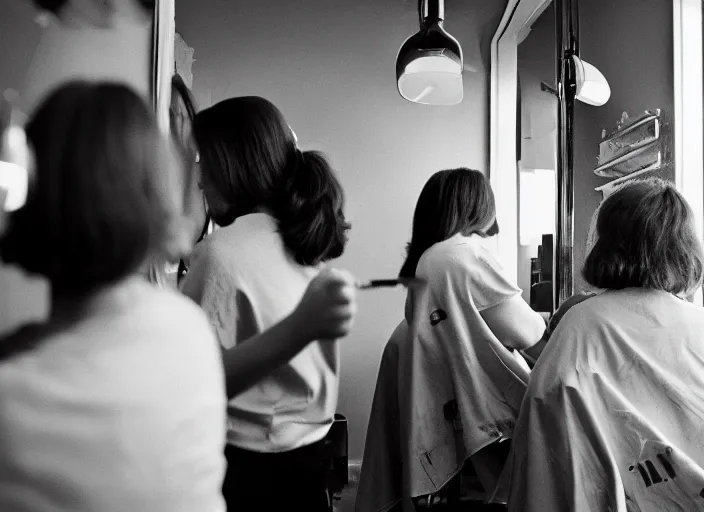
[193,96,349,265]
[583,177,703,296]
[1,81,176,295]
[399,168,496,278]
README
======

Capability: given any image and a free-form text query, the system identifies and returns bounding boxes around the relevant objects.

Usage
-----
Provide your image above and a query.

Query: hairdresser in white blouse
[182,96,353,512]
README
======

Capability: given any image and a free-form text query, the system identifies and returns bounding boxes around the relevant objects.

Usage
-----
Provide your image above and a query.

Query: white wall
[176,0,506,459]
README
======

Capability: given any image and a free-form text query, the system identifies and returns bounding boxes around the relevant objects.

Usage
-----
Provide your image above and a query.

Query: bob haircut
[399,168,497,278]
[1,81,175,295]
[583,177,703,296]
[193,96,350,266]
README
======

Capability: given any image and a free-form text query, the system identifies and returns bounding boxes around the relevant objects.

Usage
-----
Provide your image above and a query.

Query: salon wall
[0,0,152,335]
[572,0,674,291]
[175,0,507,459]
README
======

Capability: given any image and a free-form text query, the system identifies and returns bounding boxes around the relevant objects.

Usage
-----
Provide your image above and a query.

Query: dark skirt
[222,439,332,512]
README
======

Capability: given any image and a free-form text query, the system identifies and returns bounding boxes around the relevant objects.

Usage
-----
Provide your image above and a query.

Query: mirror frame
[674,0,703,305]
[152,0,175,134]
[490,0,563,308]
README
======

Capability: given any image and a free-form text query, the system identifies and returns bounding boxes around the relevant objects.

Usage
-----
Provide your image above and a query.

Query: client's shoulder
[420,236,476,267]
[418,235,502,281]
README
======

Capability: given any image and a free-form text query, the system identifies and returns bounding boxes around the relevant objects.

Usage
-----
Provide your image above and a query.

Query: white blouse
[0,277,227,512]
[181,213,339,453]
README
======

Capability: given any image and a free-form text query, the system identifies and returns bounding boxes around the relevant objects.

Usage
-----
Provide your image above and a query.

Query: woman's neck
[50,275,142,323]
[253,205,274,216]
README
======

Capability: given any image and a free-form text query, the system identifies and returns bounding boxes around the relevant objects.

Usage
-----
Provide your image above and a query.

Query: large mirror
[491,0,704,309]
[490,0,559,309]
[515,2,556,313]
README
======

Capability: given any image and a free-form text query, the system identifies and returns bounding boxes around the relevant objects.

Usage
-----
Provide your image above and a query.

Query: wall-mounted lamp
[572,55,610,106]
[396,0,464,106]
[0,127,30,213]
[1,93,31,213]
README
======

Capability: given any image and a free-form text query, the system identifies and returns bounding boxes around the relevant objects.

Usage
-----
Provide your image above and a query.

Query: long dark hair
[583,177,704,296]
[193,96,350,266]
[1,82,173,295]
[399,168,497,278]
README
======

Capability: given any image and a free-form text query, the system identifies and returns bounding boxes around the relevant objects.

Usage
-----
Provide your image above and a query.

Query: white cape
[357,235,531,512]
[498,288,704,512]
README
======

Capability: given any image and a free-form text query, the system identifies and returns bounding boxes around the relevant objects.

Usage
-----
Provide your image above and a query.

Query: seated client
[357,168,546,511]
[503,177,704,512]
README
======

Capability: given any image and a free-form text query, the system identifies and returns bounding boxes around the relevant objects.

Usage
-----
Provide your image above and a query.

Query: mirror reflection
[516,2,557,315]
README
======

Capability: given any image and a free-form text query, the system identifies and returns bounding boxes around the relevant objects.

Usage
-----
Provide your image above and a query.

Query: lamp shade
[396,0,464,106]
[572,55,610,106]
[0,126,30,212]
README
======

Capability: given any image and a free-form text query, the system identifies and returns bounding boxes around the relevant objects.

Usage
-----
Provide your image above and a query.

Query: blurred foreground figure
[31,0,154,28]
[501,178,704,512]
[0,82,227,512]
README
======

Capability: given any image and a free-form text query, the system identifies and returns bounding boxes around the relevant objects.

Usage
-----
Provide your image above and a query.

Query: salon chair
[323,413,349,499]
[529,234,554,313]
[410,402,509,510]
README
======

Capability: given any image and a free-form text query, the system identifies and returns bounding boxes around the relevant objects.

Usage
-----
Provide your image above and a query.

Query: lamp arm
[419,0,444,25]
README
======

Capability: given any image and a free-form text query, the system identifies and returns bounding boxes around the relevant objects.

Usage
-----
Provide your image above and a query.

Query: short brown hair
[583,177,703,296]
[1,82,177,295]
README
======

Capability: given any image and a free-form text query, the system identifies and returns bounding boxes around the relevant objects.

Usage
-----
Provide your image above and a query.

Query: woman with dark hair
[0,82,227,511]
[503,177,704,512]
[357,169,545,511]
[181,96,352,511]
[399,168,545,350]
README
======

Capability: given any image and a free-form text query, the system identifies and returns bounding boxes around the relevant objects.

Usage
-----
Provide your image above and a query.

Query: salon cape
[497,288,704,512]
[356,234,532,512]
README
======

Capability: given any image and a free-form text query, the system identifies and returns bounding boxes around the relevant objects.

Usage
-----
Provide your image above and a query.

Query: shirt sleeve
[180,242,241,350]
[467,248,523,311]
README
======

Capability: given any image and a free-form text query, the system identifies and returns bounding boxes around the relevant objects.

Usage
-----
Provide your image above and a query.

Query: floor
[333,463,507,512]
[332,462,360,512]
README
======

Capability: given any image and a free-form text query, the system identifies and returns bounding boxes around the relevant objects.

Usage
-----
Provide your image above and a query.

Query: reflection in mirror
[516,2,557,313]
[0,0,156,335]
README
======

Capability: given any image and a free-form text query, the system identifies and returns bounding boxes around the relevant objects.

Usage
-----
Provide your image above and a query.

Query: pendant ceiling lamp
[396,0,464,106]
